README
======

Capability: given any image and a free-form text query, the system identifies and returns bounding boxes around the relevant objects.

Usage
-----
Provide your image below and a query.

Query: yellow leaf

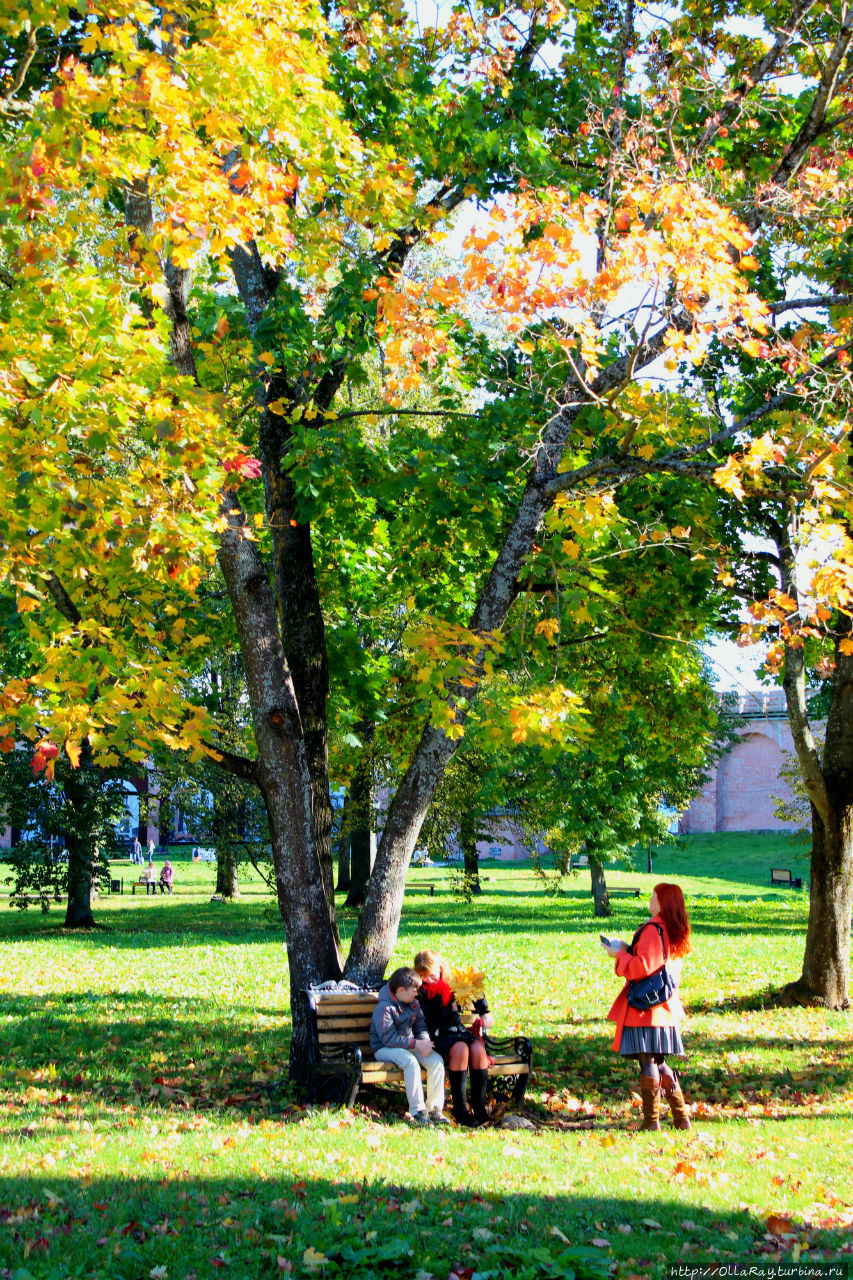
[839,638,853,656]
[534,618,559,640]
[65,739,81,768]
[258,352,275,367]
[303,1248,329,1270]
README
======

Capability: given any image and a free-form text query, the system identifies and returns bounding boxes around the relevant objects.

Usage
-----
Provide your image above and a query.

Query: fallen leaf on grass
[590,1238,611,1249]
[472,1227,492,1241]
[276,1259,292,1273]
[303,1247,329,1269]
[766,1215,795,1236]
[549,1226,570,1243]
[641,1218,662,1230]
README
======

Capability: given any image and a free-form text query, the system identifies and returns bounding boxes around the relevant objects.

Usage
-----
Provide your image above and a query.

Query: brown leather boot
[661,1072,692,1130]
[639,1075,661,1131]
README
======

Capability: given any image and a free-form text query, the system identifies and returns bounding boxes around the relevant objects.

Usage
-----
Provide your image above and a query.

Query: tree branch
[0,30,38,118]
[46,573,82,627]
[695,0,819,153]
[747,8,853,227]
[775,530,832,824]
[769,293,853,315]
[204,744,258,784]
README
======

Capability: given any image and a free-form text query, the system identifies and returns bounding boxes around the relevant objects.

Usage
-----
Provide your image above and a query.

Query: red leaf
[222,454,262,481]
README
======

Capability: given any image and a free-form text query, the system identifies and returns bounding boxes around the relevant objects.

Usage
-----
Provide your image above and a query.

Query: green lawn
[0,833,850,1280]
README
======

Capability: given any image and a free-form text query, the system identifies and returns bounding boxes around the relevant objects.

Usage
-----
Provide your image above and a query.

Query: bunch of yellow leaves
[449,965,487,1013]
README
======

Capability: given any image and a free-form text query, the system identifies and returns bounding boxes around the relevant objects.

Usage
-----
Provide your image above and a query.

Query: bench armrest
[483,1032,533,1065]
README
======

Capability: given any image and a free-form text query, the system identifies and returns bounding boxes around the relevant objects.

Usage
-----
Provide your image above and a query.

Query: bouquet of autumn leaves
[448,965,487,1014]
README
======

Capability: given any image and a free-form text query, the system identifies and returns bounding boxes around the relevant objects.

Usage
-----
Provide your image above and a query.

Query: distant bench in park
[770,867,803,889]
[570,853,641,898]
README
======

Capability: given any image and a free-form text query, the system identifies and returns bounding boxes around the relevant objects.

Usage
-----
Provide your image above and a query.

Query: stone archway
[716,732,785,830]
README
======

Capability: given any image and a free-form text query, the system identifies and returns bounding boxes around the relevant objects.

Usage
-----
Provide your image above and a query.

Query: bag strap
[630,920,668,960]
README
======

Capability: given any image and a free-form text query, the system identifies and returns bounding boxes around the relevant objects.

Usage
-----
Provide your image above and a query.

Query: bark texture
[345,724,375,908]
[216,495,342,1001]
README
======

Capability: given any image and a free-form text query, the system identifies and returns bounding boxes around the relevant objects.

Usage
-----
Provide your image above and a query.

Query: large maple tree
[2,0,853,1032]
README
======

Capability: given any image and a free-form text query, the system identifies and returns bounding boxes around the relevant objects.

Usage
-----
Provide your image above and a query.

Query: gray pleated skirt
[619,1025,686,1058]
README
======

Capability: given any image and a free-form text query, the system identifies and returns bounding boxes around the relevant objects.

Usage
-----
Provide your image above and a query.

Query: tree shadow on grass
[1,991,849,1134]
[0,1172,846,1280]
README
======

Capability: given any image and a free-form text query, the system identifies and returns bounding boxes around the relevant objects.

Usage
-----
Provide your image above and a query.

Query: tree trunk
[589,856,611,918]
[778,544,853,1009]
[460,811,481,895]
[345,722,375,907]
[782,803,852,1008]
[215,842,240,898]
[63,744,98,929]
[217,494,342,1052]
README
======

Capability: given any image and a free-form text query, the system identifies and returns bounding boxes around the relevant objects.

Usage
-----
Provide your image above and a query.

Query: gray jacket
[370,983,428,1053]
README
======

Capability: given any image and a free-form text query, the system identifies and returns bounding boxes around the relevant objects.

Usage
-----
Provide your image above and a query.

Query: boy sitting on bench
[370,967,447,1127]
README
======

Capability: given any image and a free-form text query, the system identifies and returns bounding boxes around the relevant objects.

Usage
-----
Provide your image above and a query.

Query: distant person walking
[132,836,143,865]
[147,838,156,865]
[602,883,692,1132]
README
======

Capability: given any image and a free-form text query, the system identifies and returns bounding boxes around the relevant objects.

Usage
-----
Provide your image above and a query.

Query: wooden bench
[609,886,642,898]
[771,867,803,889]
[570,853,590,871]
[301,982,533,1111]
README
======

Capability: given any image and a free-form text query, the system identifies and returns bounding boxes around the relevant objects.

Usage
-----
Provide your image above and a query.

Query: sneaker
[428,1108,450,1125]
[410,1111,430,1126]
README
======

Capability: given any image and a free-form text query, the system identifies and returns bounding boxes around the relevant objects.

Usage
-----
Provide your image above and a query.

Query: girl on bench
[414,949,493,1127]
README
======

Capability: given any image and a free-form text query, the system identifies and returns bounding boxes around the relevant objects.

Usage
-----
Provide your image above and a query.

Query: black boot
[469,1068,490,1125]
[449,1070,476,1127]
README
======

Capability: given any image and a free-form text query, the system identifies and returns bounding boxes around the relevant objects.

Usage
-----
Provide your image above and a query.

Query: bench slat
[315,1016,374,1031]
[318,1030,373,1045]
[360,1060,529,1082]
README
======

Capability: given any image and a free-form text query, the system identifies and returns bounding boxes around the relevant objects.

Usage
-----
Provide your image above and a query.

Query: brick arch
[716,732,785,831]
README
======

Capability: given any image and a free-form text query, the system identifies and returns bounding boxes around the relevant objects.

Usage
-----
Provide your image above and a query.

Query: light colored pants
[374,1046,445,1117]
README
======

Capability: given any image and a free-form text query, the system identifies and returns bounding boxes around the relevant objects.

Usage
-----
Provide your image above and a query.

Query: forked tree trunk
[589,855,611,918]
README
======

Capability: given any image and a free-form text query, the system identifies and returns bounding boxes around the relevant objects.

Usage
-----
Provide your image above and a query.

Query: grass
[0,833,850,1280]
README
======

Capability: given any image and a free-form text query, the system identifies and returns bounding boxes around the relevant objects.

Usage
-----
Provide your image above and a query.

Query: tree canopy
[2,0,853,1014]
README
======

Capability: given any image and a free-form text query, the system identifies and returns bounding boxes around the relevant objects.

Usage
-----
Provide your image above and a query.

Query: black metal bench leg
[344,1068,360,1109]
[511,1072,528,1108]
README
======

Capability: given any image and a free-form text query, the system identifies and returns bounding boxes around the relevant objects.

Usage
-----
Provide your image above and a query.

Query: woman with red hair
[603,883,692,1131]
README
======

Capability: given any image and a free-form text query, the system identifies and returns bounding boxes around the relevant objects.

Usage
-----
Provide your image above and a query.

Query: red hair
[654,883,691,957]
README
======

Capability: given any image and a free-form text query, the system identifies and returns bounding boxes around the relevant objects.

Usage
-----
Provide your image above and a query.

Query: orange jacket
[606,914,684,1051]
